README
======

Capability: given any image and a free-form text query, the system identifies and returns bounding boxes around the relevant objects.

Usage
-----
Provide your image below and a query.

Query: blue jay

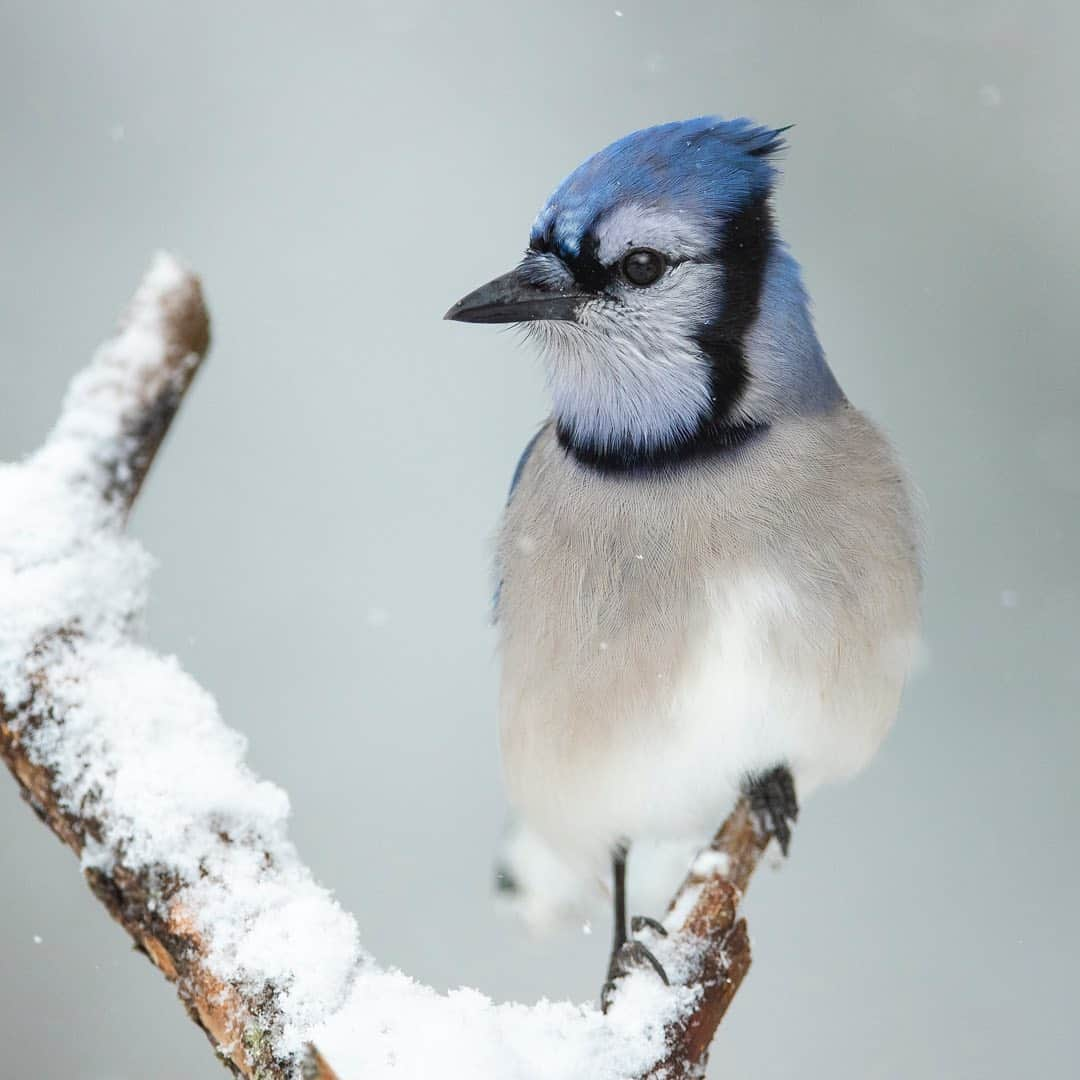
[446,117,921,1001]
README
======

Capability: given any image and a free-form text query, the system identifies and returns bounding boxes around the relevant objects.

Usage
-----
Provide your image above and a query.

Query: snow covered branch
[0,257,769,1079]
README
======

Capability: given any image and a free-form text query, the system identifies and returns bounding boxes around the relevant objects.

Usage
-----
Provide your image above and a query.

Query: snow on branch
[0,257,770,1079]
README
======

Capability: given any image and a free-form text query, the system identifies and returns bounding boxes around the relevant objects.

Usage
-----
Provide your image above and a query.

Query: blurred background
[2,1,1077,1077]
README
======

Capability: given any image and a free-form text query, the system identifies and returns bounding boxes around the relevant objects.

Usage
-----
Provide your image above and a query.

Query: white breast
[496,409,921,872]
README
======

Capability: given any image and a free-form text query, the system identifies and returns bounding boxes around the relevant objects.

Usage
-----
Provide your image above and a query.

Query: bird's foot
[601,918,669,1012]
[631,915,668,937]
[745,764,799,856]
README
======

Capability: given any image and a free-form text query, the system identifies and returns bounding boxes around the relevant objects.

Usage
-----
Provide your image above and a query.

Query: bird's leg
[744,764,799,855]
[611,841,628,955]
[601,843,669,1012]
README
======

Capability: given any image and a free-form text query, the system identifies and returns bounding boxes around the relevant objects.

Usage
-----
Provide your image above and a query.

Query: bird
[445,116,922,1005]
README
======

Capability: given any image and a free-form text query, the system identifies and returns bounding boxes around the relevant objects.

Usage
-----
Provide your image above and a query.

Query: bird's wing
[494,426,545,618]
[507,426,544,503]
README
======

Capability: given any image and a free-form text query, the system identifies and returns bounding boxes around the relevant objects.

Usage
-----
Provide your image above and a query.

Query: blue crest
[530,116,788,257]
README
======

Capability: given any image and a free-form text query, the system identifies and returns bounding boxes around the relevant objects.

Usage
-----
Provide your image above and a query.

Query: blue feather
[530,116,788,258]
[507,427,543,502]
[494,427,545,617]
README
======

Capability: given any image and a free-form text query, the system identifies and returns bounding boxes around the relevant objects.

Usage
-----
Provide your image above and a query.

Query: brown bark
[645,799,770,1077]
[0,262,333,1079]
[0,260,773,1080]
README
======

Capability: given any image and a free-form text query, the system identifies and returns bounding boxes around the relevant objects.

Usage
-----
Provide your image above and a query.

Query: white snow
[311,971,691,1080]
[690,849,731,879]
[0,254,696,1078]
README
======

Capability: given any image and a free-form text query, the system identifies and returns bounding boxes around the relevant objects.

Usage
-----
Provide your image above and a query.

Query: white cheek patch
[527,264,723,453]
[593,204,715,265]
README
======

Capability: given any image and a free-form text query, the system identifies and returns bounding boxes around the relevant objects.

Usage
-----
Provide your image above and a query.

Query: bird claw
[745,764,799,856]
[631,914,668,937]
[602,938,669,1012]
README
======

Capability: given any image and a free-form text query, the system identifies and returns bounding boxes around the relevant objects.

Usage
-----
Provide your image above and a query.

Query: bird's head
[446,116,840,471]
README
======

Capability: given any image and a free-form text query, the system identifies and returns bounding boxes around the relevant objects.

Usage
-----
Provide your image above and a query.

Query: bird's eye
[620,248,665,287]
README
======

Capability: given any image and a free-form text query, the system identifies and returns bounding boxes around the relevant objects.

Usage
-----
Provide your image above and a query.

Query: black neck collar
[557,417,769,474]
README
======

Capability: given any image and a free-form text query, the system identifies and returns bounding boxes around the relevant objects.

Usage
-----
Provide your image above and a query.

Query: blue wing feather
[494,427,544,618]
[507,427,543,503]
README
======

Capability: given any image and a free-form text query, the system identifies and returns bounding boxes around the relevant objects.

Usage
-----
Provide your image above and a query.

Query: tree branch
[0,256,330,1078]
[1,256,772,1080]
[644,799,769,1077]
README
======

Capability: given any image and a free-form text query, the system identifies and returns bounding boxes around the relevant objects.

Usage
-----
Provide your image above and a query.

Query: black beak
[444,265,586,324]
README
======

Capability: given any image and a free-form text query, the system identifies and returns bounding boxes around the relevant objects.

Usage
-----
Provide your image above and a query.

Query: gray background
[2,1,1077,1077]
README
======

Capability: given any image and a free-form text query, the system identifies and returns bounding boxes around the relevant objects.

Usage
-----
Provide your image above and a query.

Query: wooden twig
[1,257,772,1080]
[0,258,334,1079]
[645,799,769,1077]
